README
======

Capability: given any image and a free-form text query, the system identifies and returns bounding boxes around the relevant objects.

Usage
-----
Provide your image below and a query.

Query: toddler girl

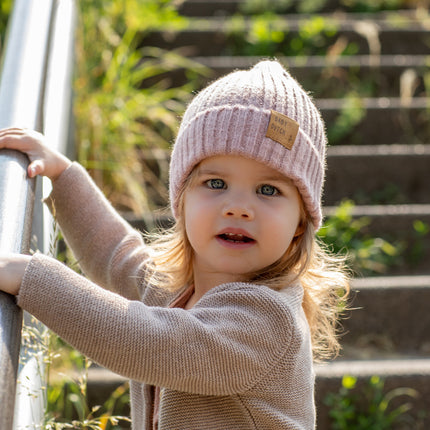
[0,60,348,429]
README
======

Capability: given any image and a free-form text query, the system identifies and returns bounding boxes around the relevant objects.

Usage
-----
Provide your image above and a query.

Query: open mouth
[217,232,255,244]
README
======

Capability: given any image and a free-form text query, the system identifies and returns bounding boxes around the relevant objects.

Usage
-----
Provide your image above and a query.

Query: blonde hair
[146,174,350,361]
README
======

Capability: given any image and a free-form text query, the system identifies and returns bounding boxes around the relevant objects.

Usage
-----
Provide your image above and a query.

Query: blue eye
[258,184,278,196]
[207,179,226,189]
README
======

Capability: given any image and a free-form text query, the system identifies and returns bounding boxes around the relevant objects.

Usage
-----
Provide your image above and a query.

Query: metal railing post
[0,0,55,428]
[13,1,76,426]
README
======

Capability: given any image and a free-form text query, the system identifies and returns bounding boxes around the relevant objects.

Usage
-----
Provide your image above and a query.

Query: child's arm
[0,127,69,296]
[17,255,298,396]
[46,162,149,298]
[0,128,149,300]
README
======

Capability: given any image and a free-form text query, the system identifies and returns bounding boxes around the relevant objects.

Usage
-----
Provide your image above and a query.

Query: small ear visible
[294,222,305,238]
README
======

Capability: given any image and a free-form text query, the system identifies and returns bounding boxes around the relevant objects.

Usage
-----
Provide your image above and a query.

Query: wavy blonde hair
[146,174,350,361]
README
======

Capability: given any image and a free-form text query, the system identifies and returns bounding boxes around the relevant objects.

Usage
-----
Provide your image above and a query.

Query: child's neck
[185,271,244,309]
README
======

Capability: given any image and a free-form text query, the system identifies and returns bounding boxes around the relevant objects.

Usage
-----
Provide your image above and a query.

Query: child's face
[183,155,303,289]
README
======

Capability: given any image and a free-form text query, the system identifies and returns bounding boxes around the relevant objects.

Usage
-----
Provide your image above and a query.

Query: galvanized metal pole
[0,0,54,428]
[13,1,76,427]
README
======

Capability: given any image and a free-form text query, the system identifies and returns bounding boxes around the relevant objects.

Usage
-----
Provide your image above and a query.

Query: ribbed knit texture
[17,164,316,429]
[169,60,327,230]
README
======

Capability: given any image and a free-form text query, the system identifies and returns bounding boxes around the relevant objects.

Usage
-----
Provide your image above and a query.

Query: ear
[294,221,306,238]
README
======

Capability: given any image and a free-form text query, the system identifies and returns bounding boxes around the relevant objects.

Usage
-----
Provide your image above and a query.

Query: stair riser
[320,104,430,146]
[163,59,428,99]
[132,145,430,206]
[326,152,430,205]
[178,0,418,16]
[324,210,430,276]
[84,368,430,430]
[316,371,430,429]
[342,285,430,355]
[126,210,430,276]
[143,27,430,57]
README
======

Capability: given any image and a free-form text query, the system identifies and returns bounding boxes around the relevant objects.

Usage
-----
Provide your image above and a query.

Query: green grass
[74,0,209,215]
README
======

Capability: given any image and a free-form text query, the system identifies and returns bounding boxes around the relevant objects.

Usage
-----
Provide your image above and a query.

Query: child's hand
[0,254,31,296]
[0,127,71,181]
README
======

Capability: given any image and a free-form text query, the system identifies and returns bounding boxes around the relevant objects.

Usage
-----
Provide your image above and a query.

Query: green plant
[240,0,295,15]
[74,0,209,215]
[241,0,416,14]
[423,67,430,99]
[325,375,419,429]
[407,219,430,266]
[318,200,402,275]
[340,0,408,12]
[0,0,12,50]
[244,13,286,56]
[327,92,366,144]
[226,14,342,57]
[240,0,336,15]
[18,316,130,430]
[45,347,130,430]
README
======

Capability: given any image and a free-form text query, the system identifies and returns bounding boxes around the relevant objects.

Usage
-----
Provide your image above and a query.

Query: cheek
[183,194,213,244]
[266,204,302,246]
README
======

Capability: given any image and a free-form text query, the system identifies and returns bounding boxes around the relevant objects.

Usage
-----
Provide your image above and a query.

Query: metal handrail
[0,0,75,428]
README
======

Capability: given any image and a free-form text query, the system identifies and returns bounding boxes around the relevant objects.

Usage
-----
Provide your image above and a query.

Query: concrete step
[178,0,420,16]
[172,55,429,99]
[135,143,430,207]
[341,276,430,358]
[143,12,430,56]
[179,0,242,17]
[322,204,430,276]
[125,204,430,277]
[325,144,430,205]
[315,358,430,429]
[84,357,430,429]
[317,97,429,145]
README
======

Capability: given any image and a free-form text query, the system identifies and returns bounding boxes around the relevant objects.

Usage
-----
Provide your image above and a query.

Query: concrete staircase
[88,1,430,427]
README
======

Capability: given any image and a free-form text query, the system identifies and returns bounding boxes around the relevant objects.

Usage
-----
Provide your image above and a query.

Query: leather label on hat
[266,110,299,150]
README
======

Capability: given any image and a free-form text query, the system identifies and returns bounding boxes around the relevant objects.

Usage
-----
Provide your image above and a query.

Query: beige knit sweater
[17,163,316,429]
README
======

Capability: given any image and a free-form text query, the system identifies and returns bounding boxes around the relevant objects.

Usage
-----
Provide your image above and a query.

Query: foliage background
[0,0,427,427]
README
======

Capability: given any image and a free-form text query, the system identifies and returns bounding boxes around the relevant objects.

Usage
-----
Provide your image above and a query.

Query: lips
[216,229,255,244]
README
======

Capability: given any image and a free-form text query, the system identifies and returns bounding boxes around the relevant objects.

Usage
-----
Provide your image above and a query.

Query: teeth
[225,233,243,238]
[220,232,253,243]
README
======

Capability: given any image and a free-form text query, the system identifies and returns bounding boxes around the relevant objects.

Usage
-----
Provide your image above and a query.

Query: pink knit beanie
[169,60,327,230]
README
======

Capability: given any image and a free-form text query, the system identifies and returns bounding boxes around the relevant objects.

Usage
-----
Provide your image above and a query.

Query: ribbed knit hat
[169,60,327,230]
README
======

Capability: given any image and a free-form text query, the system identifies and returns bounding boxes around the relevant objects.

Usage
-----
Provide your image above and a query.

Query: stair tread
[192,54,430,68]
[179,0,421,16]
[328,143,430,156]
[179,10,427,28]
[85,356,430,385]
[316,96,430,110]
[324,203,430,216]
[316,357,430,377]
[351,274,430,289]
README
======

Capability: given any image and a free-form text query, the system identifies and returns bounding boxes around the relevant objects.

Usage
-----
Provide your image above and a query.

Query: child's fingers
[28,160,45,178]
[0,127,28,141]
[0,126,27,135]
[0,128,44,153]
[0,127,70,180]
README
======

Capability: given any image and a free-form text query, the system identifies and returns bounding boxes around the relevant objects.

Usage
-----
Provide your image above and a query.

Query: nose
[222,195,254,219]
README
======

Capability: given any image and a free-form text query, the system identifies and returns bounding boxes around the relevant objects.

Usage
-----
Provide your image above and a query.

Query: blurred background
[1,0,429,428]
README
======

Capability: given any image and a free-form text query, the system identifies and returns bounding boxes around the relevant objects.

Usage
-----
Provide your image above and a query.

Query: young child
[0,60,348,429]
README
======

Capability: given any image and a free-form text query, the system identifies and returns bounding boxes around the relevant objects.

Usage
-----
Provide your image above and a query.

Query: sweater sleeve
[18,253,299,397]
[45,162,150,300]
